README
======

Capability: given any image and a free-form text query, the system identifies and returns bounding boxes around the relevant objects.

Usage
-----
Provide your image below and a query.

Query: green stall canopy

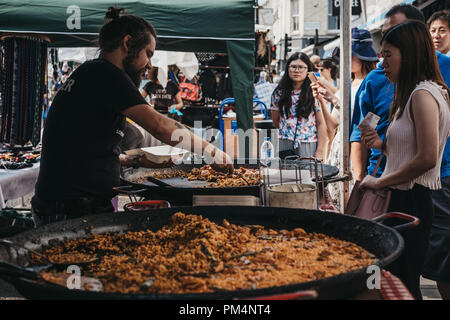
[0,0,255,130]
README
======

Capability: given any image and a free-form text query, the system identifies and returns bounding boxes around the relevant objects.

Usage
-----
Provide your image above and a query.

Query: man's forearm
[123,104,233,171]
[350,141,368,181]
[154,118,213,156]
[124,104,206,153]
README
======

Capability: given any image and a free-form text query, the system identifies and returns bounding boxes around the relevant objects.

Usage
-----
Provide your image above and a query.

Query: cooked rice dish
[35,212,376,294]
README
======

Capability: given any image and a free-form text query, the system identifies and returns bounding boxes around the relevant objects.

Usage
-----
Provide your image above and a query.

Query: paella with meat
[134,165,260,188]
[32,212,376,294]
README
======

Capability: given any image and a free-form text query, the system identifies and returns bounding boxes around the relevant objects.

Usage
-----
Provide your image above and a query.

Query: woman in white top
[360,21,450,300]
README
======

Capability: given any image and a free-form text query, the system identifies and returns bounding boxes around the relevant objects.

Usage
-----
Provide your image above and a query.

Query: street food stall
[0,0,419,300]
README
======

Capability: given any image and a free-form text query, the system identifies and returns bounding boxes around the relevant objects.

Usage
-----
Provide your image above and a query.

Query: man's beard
[123,55,146,87]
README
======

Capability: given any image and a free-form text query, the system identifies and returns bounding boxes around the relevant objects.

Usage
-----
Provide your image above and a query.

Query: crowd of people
[269,4,450,300]
[32,3,449,300]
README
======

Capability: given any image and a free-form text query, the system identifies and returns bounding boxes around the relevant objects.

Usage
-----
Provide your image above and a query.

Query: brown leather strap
[371,132,388,177]
[371,154,384,177]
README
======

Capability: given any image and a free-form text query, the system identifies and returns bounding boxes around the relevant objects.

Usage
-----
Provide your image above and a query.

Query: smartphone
[357,112,381,130]
[308,72,318,83]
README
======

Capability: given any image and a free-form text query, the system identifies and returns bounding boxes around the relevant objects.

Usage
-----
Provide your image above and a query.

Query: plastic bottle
[260,137,274,164]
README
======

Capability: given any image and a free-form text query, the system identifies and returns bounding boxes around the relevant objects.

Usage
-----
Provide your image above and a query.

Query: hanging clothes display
[198,68,217,99]
[0,37,48,147]
[217,72,233,100]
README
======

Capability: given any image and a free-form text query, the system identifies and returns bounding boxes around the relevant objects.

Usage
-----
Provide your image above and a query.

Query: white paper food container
[125,145,189,164]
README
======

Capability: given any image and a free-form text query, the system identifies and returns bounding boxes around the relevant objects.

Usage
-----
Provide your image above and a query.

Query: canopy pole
[226,40,255,159]
[339,0,351,211]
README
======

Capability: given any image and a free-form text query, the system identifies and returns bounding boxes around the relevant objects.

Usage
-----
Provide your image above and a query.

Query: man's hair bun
[104,7,125,24]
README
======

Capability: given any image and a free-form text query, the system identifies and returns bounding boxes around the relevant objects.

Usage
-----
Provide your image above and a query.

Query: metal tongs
[146,175,173,188]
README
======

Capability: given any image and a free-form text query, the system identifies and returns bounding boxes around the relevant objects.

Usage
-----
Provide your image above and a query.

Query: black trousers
[31,195,114,227]
[385,184,433,300]
[422,176,450,282]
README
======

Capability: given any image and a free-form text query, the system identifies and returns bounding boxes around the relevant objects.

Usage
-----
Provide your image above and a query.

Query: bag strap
[292,117,300,145]
[371,129,388,177]
[371,154,383,177]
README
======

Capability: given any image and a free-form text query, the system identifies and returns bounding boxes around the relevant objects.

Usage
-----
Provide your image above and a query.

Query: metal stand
[259,156,325,210]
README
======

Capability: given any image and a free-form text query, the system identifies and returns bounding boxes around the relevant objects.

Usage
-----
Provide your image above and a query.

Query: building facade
[257,0,450,72]
[259,0,362,71]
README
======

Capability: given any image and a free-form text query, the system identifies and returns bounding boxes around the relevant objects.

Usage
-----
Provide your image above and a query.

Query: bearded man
[32,7,233,225]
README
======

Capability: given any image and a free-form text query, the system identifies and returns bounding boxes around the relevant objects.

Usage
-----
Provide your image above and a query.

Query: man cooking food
[31,7,233,226]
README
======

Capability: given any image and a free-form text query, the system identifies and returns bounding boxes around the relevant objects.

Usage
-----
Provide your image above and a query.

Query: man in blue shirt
[422,9,450,301]
[350,5,450,180]
[350,63,392,179]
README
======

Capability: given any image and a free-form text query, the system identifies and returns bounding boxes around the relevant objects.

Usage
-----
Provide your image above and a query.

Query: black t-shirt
[143,81,179,113]
[35,59,148,201]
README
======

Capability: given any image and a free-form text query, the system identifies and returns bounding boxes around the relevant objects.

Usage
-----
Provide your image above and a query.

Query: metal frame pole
[339,0,352,211]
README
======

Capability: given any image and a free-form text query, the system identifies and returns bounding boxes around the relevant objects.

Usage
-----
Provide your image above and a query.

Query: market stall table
[0,163,40,209]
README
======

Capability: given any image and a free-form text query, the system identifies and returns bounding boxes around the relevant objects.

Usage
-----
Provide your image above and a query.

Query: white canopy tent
[58,47,99,63]
[150,51,199,88]
[56,48,199,87]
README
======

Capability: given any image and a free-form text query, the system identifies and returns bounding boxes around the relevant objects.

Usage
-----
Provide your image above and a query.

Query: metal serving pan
[0,206,405,300]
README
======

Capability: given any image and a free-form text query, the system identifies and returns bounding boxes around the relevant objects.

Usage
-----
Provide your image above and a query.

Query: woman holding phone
[311,28,378,210]
[270,52,327,159]
[360,21,450,299]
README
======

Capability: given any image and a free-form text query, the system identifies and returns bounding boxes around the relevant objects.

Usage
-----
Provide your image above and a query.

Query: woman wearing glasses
[270,52,327,160]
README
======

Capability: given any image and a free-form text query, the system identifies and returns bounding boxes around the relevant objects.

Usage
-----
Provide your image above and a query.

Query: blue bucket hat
[352,28,379,62]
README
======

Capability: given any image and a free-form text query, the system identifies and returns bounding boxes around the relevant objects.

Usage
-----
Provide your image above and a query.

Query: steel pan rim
[0,206,404,299]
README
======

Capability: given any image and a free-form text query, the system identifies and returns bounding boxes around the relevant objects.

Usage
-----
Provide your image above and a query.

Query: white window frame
[291,0,300,33]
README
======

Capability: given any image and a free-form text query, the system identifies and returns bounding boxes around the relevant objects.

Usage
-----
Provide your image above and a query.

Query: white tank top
[382,81,450,190]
